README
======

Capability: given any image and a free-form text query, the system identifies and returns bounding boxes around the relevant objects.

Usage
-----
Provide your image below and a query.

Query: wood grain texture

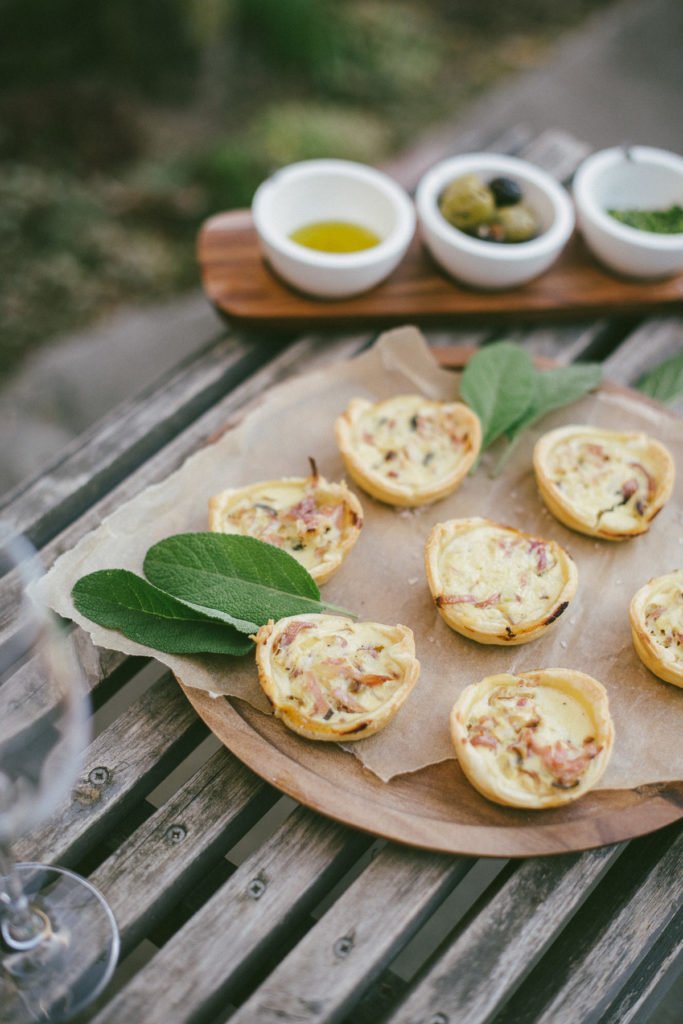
[88,808,369,1024]
[15,673,205,866]
[598,908,683,1024]
[229,846,473,1024]
[89,747,275,953]
[198,211,683,331]
[384,844,621,1024]
[491,823,683,1024]
[0,333,258,547]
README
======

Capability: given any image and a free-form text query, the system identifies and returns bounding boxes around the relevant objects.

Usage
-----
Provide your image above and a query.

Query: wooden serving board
[178,348,683,857]
[198,209,683,331]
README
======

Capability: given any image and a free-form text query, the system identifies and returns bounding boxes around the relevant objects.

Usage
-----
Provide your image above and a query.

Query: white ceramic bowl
[573,146,683,279]
[251,159,416,299]
[415,152,575,290]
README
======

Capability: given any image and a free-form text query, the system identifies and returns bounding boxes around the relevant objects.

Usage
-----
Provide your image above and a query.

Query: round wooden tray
[181,684,683,857]
[179,348,683,857]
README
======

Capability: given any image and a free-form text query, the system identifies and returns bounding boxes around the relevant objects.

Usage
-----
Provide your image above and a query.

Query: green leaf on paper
[72,569,254,656]
[495,362,602,473]
[143,532,352,627]
[460,340,536,448]
[636,351,683,404]
[460,341,602,473]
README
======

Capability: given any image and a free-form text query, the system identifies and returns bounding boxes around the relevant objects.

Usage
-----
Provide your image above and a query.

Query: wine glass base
[0,863,120,1023]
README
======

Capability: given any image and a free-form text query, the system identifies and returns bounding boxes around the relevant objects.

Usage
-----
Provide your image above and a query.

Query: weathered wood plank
[601,317,683,382]
[229,845,473,1024]
[602,317,683,413]
[15,672,205,867]
[599,909,682,1023]
[383,844,621,1024]
[0,331,371,645]
[89,747,275,953]
[493,825,683,1024]
[88,808,370,1024]
[0,333,273,547]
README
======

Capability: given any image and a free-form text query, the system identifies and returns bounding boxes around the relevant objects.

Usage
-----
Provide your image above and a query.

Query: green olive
[439,173,496,232]
[498,203,538,243]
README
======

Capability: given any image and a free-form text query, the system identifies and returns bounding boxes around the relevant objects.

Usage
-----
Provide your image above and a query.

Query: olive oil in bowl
[289,220,381,253]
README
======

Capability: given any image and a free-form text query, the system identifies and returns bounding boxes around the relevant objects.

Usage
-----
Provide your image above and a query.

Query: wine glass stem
[0,843,47,949]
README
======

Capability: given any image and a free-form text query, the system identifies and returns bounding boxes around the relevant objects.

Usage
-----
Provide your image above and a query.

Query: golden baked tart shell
[533,425,675,541]
[209,472,363,584]
[335,394,481,507]
[629,570,683,688]
[424,517,578,645]
[450,669,614,809]
[254,613,421,742]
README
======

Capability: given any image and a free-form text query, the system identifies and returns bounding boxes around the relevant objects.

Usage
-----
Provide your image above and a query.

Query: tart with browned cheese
[533,425,674,540]
[335,394,481,507]
[450,669,614,809]
[254,614,420,741]
[425,517,578,645]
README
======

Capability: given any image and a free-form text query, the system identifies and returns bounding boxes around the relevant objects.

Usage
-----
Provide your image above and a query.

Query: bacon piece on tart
[254,614,420,741]
[629,569,683,688]
[424,517,577,645]
[209,463,363,584]
[533,425,674,541]
[335,394,481,507]
[450,669,614,809]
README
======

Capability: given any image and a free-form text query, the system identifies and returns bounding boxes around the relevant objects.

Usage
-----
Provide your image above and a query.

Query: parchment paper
[39,325,683,789]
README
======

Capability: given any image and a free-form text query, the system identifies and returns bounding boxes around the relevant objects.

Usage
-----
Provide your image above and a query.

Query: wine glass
[0,526,120,1022]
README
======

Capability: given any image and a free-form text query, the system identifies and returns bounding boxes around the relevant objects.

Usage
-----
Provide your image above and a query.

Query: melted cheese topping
[641,571,683,670]
[435,524,566,630]
[464,678,602,798]
[351,396,475,489]
[269,618,407,721]
[543,433,659,531]
[211,481,358,573]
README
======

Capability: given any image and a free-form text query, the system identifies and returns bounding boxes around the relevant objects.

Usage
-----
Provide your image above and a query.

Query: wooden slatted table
[2,127,682,1024]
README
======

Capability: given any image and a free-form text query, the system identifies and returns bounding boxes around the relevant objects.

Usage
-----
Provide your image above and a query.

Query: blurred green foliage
[0,0,614,377]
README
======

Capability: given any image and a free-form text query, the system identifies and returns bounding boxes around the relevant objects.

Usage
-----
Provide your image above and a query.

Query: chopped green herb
[607,204,683,234]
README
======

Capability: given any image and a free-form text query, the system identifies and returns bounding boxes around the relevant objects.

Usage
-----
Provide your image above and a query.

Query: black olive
[489,176,523,207]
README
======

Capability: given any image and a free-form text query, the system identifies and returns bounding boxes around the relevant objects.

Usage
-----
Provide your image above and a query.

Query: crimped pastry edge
[424,516,578,645]
[450,668,615,809]
[335,394,481,507]
[533,425,675,540]
[254,613,421,742]
[208,474,363,584]
[629,570,683,688]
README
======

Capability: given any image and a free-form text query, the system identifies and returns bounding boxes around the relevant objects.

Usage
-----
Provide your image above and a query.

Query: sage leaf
[636,351,683,404]
[460,341,536,448]
[143,533,352,626]
[72,570,254,656]
[505,362,602,438]
[494,362,602,474]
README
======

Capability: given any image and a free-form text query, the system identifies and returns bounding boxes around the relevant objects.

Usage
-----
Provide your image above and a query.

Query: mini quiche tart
[208,467,363,584]
[533,425,675,541]
[334,394,481,507]
[424,517,577,645]
[254,614,420,742]
[629,570,683,688]
[450,669,614,809]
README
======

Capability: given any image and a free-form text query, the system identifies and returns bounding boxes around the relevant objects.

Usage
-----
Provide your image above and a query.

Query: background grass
[0,0,615,379]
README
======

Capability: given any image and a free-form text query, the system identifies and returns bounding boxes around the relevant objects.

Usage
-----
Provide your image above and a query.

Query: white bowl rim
[573,145,683,251]
[251,158,416,269]
[415,152,575,261]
